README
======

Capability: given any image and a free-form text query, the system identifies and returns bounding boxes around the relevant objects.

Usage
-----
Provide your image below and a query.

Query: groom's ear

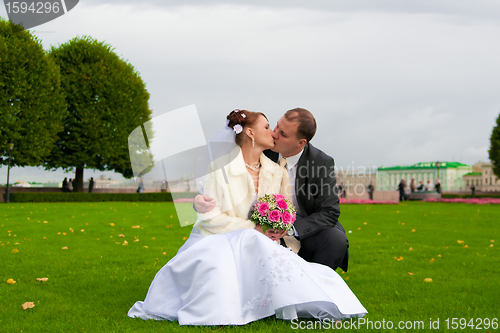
[297,138,307,148]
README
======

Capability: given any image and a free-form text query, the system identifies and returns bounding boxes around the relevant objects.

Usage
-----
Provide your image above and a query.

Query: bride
[128,109,367,325]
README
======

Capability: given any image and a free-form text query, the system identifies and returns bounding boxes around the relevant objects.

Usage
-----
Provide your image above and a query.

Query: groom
[195,108,349,272]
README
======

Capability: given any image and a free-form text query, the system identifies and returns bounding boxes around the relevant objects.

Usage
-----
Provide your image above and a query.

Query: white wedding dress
[128,227,367,325]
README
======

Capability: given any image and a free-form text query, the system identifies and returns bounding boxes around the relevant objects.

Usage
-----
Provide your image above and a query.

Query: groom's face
[271,116,302,157]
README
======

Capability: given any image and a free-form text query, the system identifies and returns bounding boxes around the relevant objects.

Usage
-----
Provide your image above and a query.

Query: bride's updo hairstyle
[226,109,267,147]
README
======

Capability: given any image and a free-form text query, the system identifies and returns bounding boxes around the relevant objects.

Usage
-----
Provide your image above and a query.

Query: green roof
[378,161,470,171]
[463,172,482,177]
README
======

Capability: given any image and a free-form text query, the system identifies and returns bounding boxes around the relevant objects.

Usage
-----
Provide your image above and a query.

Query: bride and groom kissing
[128,108,367,325]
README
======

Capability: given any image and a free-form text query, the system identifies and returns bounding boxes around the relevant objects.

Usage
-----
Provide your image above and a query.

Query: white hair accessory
[233,124,243,134]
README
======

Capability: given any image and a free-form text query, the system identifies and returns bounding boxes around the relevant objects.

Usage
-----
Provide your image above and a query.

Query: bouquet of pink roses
[250,193,297,233]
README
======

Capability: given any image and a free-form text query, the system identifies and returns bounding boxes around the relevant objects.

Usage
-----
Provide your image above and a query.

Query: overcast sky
[1,0,499,183]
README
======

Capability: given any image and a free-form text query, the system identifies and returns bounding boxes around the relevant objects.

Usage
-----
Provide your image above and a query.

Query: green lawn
[1,202,499,332]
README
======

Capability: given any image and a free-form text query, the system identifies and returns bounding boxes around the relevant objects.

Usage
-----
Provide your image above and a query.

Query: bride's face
[251,115,274,150]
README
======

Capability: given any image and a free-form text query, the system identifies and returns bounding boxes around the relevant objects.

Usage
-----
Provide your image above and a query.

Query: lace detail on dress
[241,292,273,313]
[241,245,305,315]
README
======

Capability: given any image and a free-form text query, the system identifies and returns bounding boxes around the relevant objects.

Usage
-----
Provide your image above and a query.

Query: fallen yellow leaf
[363,222,367,225]
[463,245,468,248]
[109,223,115,226]
[401,222,405,225]
[438,254,441,257]
[491,240,494,243]
[36,278,48,282]
[394,256,404,261]
[424,278,433,282]
[12,249,19,253]
[183,236,188,240]
[408,272,414,276]
[429,258,435,263]
[62,247,68,250]
[163,252,167,255]
[490,244,494,247]
[457,240,464,244]
[377,233,381,235]
[22,302,35,310]
[7,278,16,284]
[409,247,413,251]
[357,227,361,230]
[118,234,125,237]
[132,226,140,228]
[123,240,128,245]
[411,229,416,232]
[134,239,139,242]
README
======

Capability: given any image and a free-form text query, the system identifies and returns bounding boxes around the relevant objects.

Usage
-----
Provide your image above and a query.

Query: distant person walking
[338,182,346,199]
[435,179,441,194]
[62,177,69,192]
[368,182,374,200]
[410,179,416,193]
[470,182,476,196]
[88,177,94,193]
[398,179,407,201]
[137,178,144,193]
[68,178,74,192]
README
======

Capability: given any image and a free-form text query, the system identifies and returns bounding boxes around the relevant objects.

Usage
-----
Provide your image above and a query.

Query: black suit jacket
[264,143,341,240]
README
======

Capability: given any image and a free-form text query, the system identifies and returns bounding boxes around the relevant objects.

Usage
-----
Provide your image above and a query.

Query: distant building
[377,162,471,191]
[463,162,500,192]
[12,180,31,187]
[336,170,376,196]
[85,175,124,188]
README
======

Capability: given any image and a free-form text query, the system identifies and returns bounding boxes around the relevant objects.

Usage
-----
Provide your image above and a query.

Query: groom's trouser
[297,222,349,272]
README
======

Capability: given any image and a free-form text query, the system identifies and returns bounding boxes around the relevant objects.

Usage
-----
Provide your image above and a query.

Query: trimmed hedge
[4,192,197,203]
[442,193,500,199]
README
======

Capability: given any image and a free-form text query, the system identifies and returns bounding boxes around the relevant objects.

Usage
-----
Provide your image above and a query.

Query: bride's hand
[254,225,277,240]
[265,228,286,241]
[254,224,265,234]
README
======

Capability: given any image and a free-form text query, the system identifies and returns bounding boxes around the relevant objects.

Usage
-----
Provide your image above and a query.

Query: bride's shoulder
[260,153,282,175]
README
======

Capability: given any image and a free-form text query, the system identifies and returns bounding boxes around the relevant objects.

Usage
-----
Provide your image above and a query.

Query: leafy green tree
[489,112,500,177]
[0,18,66,167]
[46,36,152,192]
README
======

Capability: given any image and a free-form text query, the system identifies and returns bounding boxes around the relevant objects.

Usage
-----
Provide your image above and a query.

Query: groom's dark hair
[284,108,317,142]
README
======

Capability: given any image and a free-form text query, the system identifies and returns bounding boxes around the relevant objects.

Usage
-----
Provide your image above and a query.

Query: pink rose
[282,211,292,224]
[274,194,285,201]
[258,202,270,217]
[291,212,296,222]
[268,209,282,222]
[276,199,288,210]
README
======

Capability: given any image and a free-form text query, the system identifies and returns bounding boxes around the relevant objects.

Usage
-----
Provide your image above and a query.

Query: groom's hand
[194,194,215,213]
